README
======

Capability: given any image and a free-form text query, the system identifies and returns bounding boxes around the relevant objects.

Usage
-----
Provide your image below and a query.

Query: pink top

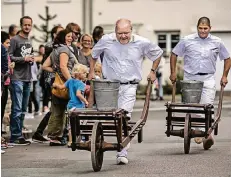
[4,56,12,86]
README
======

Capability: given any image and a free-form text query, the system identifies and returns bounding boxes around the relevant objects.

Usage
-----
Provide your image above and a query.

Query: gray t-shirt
[9,35,33,81]
[51,45,76,81]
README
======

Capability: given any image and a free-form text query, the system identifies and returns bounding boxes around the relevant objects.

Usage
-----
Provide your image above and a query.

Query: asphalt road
[1,109,231,177]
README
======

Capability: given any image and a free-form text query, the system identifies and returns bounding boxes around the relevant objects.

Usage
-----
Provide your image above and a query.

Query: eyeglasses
[116,31,131,36]
[83,40,91,43]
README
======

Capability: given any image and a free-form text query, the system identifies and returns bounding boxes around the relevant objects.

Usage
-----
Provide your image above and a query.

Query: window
[155,0,180,1]
[109,0,133,1]
[155,31,180,58]
[47,0,71,3]
[3,0,27,4]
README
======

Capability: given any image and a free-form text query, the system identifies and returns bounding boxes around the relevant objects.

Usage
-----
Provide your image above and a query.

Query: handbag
[51,72,69,100]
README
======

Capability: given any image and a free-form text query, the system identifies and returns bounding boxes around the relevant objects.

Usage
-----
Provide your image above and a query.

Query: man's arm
[9,38,33,64]
[147,57,161,83]
[221,58,231,86]
[88,35,107,80]
[88,58,97,80]
[169,52,178,83]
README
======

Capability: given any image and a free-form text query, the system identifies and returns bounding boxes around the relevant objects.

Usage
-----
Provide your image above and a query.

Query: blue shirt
[172,33,230,75]
[65,79,86,109]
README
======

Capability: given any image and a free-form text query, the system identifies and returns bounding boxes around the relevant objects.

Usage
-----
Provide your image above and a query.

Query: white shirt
[172,33,230,75]
[92,33,163,82]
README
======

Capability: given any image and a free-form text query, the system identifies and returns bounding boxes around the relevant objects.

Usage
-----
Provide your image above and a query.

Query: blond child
[94,62,102,79]
[53,64,89,109]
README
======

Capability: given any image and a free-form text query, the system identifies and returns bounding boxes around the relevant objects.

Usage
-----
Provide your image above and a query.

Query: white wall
[213,33,231,91]
[2,0,231,90]
[1,0,82,49]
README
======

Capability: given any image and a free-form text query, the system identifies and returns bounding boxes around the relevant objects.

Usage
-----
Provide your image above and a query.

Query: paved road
[2,108,231,177]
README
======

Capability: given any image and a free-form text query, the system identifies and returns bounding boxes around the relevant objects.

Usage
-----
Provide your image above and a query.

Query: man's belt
[120,81,139,85]
[195,73,209,75]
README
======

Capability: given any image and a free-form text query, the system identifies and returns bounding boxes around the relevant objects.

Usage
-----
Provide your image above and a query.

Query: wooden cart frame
[165,82,225,154]
[69,80,152,171]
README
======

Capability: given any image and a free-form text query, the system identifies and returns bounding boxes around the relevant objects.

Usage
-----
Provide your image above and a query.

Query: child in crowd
[53,63,89,109]
[84,62,102,98]
[53,63,89,147]
[94,62,102,80]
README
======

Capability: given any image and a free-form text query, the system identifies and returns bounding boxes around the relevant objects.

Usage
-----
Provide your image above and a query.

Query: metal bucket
[180,80,204,103]
[93,80,120,111]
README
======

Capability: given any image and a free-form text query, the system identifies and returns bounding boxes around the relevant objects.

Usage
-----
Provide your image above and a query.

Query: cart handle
[172,82,176,103]
[206,85,225,137]
[140,80,152,122]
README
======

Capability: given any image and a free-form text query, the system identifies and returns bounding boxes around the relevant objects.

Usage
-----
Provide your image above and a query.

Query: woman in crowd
[80,34,94,67]
[42,29,78,145]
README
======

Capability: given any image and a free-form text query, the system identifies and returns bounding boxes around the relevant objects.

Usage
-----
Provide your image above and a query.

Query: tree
[31,6,57,43]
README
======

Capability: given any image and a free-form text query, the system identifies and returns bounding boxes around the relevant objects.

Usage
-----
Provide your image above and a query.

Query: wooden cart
[69,80,152,172]
[165,82,225,154]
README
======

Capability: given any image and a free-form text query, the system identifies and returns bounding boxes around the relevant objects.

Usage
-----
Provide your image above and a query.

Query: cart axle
[166,129,205,138]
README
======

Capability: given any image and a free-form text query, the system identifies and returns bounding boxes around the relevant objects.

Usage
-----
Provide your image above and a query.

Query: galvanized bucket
[93,80,120,111]
[180,80,204,103]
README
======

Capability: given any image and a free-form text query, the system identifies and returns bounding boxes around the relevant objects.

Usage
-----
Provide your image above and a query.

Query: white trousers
[184,73,216,105]
[118,84,137,117]
[184,73,216,132]
[117,84,137,157]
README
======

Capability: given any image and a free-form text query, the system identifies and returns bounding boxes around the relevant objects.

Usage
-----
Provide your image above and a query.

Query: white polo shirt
[92,33,163,82]
[172,33,230,75]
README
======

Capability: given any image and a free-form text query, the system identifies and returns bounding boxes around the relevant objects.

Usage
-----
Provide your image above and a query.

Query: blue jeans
[10,81,31,142]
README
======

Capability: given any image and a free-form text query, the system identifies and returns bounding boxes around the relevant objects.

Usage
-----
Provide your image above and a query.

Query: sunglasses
[73,31,81,37]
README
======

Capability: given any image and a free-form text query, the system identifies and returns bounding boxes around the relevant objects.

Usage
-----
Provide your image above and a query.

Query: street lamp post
[22,0,25,17]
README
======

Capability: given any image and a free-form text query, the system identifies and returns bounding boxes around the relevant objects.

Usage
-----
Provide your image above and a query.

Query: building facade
[1,0,231,90]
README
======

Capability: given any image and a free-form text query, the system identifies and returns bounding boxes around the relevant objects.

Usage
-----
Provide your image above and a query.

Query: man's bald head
[197,17,211,27]
[115,19,133,45]
[115,19,132,31]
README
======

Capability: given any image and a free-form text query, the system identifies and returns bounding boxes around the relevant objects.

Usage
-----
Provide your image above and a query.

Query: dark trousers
[42,84,51,108]
[28,81,40,113]
[35,111,51,135]
[1,85,9,133]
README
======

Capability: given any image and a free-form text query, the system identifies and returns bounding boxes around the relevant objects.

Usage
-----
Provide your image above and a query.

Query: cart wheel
[184,113,191,154]
[214,124,218,135]
[91,122,104,172]
[138,128,143,143]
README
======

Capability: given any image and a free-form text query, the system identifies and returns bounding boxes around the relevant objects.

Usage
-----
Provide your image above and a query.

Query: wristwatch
[151,68,157,73]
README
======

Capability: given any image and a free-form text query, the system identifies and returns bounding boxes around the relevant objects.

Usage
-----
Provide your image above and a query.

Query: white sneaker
[25,113,34,119]
[116,156,128,165]
[1,150,6,154]
[34,111,42,116]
